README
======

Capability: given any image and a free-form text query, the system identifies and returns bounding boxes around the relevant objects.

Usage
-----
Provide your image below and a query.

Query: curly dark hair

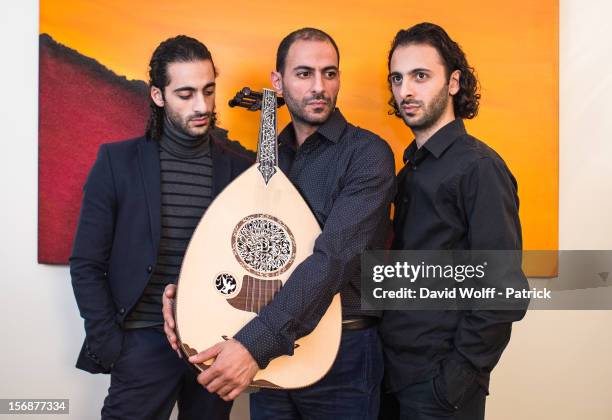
[387,22,480,120]
[145,35,217,141]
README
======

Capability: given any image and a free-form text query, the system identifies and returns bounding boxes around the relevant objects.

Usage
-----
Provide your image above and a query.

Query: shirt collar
[422,118,466,158]
[278,108,347,149]
[402,141,419,164]
[402,119,466,163]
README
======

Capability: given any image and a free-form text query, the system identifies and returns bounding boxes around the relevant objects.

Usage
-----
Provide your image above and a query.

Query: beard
[282,87,337,127]
[399,84,450,132]
[165,106,215,138]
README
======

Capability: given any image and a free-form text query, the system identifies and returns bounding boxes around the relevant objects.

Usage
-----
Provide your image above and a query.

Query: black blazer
[70,130,254,373]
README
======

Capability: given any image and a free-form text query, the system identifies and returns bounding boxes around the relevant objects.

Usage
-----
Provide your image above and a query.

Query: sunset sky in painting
[40,0,558,273]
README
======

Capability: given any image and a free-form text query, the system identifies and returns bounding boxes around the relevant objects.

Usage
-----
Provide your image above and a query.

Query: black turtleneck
[124,122,213,328]
[159,118,210,158]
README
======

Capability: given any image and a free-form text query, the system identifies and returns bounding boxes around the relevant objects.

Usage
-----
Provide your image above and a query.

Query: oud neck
[256,88,278,185]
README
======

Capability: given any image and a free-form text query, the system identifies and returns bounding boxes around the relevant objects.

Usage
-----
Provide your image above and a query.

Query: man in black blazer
[70,35,253,419]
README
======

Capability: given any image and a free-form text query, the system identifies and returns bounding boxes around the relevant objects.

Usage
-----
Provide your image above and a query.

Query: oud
[175,88,342,389]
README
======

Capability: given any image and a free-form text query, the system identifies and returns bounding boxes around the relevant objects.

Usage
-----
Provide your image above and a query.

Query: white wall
[1,1,611,419]
[486,1,612,419]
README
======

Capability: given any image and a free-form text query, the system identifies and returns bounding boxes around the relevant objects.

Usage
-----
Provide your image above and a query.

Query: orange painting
[39,0,558,275]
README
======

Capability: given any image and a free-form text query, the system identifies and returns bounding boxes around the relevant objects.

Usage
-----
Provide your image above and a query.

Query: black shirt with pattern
[234,109,397,368]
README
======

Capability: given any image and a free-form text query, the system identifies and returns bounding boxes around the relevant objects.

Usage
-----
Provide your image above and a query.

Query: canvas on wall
[38,0,558,276]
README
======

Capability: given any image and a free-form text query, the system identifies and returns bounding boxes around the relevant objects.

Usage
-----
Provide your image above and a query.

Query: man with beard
[378,23,527,419]
[163,28,396,419]
[70,35,253,419]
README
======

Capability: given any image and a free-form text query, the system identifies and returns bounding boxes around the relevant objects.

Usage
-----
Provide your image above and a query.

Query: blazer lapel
[210,134,231,198]
[137,137,161,256]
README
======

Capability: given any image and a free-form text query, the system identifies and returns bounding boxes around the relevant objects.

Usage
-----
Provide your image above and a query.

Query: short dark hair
[145,35,217,141]
[276,28,340,74]
[387,22,480,120]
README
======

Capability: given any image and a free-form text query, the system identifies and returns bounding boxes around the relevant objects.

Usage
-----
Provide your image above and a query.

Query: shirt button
[119,308,125,314]
[147,265,152,273]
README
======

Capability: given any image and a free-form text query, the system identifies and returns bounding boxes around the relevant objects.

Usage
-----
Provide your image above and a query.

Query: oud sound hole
[231,214,296,277]
[215,273,237,295]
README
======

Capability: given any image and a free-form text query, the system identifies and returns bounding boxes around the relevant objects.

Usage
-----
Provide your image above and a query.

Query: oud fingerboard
[256,88,278,185]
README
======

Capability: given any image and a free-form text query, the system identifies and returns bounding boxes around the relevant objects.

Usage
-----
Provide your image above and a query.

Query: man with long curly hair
[379,23,527,420]
[70,35,253,419]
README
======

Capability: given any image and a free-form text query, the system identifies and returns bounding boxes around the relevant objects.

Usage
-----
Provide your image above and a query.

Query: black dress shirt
[380,119,527,393]
[234,109,396,368]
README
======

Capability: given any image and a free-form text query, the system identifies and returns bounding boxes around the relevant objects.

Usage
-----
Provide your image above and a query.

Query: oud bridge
[215,273,282,315]
[217,277,299,349]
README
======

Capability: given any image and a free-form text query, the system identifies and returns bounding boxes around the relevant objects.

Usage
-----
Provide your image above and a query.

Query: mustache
[304,93,332,104]
[188,112,213,120]
[400,99,423,107]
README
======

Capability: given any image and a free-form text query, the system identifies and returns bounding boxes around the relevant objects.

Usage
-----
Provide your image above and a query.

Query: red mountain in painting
[38,33,149,264]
